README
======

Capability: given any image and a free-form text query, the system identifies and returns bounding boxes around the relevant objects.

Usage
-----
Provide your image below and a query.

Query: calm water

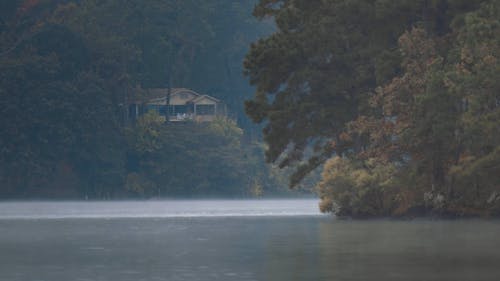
[0,200,499,281]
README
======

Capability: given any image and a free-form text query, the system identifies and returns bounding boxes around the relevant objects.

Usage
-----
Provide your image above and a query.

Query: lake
[0,199,499,281]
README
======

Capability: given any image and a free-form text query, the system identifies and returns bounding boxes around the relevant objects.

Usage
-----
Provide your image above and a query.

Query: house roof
[130,87,221,105]
[146,88,200,100]
[190,95,221,104]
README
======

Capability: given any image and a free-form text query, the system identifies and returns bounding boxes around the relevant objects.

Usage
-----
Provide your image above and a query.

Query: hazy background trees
[0,0,293,199]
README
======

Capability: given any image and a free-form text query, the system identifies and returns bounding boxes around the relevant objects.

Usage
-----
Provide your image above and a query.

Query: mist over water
[1,200,499,281]
[0,199,322,219]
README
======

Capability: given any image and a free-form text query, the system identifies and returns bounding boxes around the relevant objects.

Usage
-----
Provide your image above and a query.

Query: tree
[317,157,397,217]
[0,0,297,199]
[244,0,429,186]
[125,114,261,197]
[246,0,498,216]
[324,0,499,216]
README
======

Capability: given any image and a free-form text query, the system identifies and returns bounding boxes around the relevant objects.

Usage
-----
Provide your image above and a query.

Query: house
[128,88,225,122]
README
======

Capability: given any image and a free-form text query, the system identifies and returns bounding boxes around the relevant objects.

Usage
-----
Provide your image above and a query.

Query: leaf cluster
[247,0,499,216]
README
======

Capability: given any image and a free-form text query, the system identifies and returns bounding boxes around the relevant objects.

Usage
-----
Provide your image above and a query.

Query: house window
[145,104,158,113]
[169,105,188,115]
[196,104,215,115]
[175,105,188,114]
[144,105,167,116]
[158,105,167,116]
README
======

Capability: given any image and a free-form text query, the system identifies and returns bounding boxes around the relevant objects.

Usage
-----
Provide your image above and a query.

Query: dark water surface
[0,200,499,281]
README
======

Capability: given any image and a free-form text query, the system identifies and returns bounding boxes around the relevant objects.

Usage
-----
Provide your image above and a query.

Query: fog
[0,199,322,219]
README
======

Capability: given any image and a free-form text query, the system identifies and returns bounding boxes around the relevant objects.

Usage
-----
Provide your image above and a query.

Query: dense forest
[245,0,499,217]
[1,0,498,217]
[0,0,309,199]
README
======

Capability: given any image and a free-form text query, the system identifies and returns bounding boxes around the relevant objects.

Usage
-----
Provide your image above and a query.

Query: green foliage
[249,178,264,197]
[208,117,244,147]
[125,114,290,197]
[248,0,499,216]
[53,0,271,124]
[128,111,165,154]
[244,0,451,185]
[317,157,398,217]
[125,172,157,196]
[0,6,125,197]
[0,0,277,199]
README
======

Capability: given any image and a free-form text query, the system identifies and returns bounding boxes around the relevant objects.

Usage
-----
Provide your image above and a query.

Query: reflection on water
[316,220,500,281]
[0,200,499,281]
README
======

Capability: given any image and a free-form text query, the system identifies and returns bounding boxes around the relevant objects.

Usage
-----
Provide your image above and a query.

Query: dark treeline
[245,0,499,217]
[0,0,306,199]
